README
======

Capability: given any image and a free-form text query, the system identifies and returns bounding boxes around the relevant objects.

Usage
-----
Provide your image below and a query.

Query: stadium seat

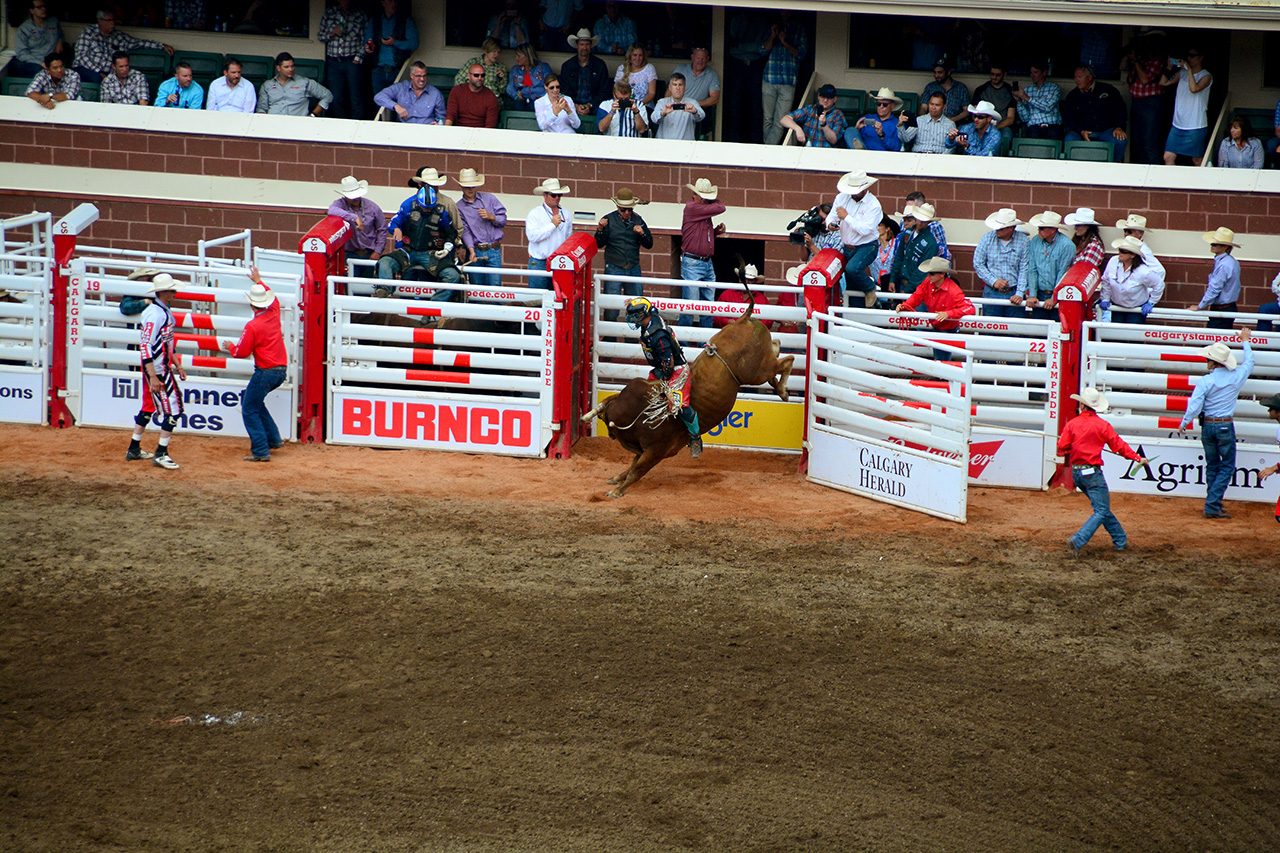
[1011,137,1062,160]
[79,80,100,102]
[898,92,919,116]
[129,47,171,93]
[836,89,864,127]
[1063,140,1113,162]
[578,112,598,134]
[293,58,325,83]
[234,55,275,86]
[174,50,223,83]
[500,109,541,131]
[3,77,35,98]
[427,67,456,92]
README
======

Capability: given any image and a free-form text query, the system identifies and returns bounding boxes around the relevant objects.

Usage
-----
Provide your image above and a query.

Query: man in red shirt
[1057,387,1149,554]
[445,63,500,128]
[220,266,289,461]
[894,257,975,331]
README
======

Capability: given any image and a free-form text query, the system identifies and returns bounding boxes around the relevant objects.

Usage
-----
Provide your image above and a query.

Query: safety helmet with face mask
[625,296,655,329]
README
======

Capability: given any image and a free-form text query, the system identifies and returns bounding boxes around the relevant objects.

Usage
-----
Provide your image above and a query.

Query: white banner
[79,373,292,439]
[809,427,967,521]
[330,391,546,457]
[1105,436,1280,504]
[0,369,45,425]
[877,427,1052,490]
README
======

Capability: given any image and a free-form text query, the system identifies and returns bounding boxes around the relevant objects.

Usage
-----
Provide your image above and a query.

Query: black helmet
[625,296,654,329]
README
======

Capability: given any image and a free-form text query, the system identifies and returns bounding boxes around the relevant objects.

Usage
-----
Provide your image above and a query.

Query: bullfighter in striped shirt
[128,273,186,470]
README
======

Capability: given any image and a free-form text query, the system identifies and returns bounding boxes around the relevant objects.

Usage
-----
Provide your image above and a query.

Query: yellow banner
[593,392,804,451]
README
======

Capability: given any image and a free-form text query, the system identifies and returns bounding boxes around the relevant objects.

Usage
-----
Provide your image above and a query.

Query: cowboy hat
[739,263,762,281]
[146,273,179,294]
[836,170,877,195]
[1202,226,1241,248]
[336,175,368,199]
[918,257,951,274]
[966,99,1001,120]
[1259,392,1280,411]
[126,267,162,281]
[566,27,599,48]
[456,168,485,187]
[784,265,803,286]
[984,208,1022,230]
[1200,341,1238,370]
[1064,207,1101,227]
[409,167,447,187]
[1111,235,1147,255]
[868,86,902,107]
[1027,211,1069,232]
[247,283,276,309]
[1070,388,1110,413]
[534,177,571,195]
[1116,213,1148,231]
[902,202,935,222]
[611,187,643,208]
[685,177,718,200]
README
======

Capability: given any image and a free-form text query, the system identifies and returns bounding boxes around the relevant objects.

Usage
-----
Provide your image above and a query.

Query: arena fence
[0,212,54,425]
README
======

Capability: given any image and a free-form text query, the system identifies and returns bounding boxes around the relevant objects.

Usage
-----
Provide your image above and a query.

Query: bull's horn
[580,404,602,424]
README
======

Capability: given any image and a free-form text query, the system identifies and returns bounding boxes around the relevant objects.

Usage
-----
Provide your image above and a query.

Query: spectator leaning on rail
[1098,235,1163,324]
[328,176,387,278]
[1062,64,1128,162]
[652,74,703,140]
[1064,207,1105,270]
[848,87,907,152]
[206,57,256,113]
[679,178,727,327]
[12,0,64,78]
[825,171,882,307]
[594,187,653,320]
[779,83,846,148]
[374,61,446,125]
[365,0,418,99]
[219,266,288,463]
[945,100,1002,156]
[446,64,501,129]
[1178,328,1254,520]
[526,178,575,279]
[101,51,149,105]
[973,208,1029,319]
[1188,227,1242,330]
[257,53,332,117]
[904,191,950,261]
[453,168,507,288]
[560,29,612,118]
[154,61,203,109]
[1258,393,1280,524]
[894,257,976,331]
[25,53,81,109]
[317,0,368,120]
[889,204,941,302]
[899,92,955,154]
[535,74,581,133]
[72,7,172,82]
[1016,211,1073,321]
[1114,213,1166,285]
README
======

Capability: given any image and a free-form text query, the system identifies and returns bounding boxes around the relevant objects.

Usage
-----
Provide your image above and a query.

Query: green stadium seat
[1063,140,1114,162]
[499,109,541,131]
[898,92,919,115]
[1011,137,1062,160]
[293,58,325,84]
[79,80,100,102]
[3,77,35,97]
[128,47,170,79]
[834,89,864,117]
[427,66,456,91]
[234,55,275,86]
[578,112,598,134]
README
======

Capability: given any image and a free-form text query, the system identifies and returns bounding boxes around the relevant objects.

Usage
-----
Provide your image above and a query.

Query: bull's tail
[735,253,756,320]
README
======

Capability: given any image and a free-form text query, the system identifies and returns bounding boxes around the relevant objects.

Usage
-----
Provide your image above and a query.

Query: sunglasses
[470,72,483,77]
[546,84,561,90]
[545,192,563,198]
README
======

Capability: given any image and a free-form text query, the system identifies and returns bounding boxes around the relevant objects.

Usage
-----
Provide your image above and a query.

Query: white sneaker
[152,454,179,470]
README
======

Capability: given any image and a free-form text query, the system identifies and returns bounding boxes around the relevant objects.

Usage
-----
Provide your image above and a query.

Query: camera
[617,97,633,110]
[787,205,827,245]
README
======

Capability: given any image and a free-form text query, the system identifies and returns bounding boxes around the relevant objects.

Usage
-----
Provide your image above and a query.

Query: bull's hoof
[607,476,621,485]
[777,389,790,402]
[606,489,624,499]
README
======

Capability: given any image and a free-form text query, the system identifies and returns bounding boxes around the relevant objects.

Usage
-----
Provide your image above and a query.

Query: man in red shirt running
[220,266,288,461]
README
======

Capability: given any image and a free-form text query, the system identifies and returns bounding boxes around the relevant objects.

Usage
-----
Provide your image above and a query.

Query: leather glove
[1141,300,1154,317]
[1099,300,1111,312]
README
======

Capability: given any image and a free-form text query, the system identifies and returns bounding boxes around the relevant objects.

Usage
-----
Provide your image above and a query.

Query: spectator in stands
[327,175,386,277]
[101,51,150,106]
[1115,213,1165,284]
[895,257,976,332]
[453,168,507,288]
[680,177,727,326]
[1217,116,1264,169]
[1017,211,1072,320]
[1268,99,1280,169]
[615,43,657,106]
[257,53,332,117]
[869,215,902,295]
[507,43,552,111]
[375,61,445,125]
[904,191,950,261]
[671,47,721,138]
[919,59,970,122]
[538,0,581,50]
[1162,47,1212,166]
[1257,270,1280,333]
[973,208,1028,318]
[1099,235,1163,324]
[1012,60,1063,140]
[73,8,172,82]
[826,171,882,306]
[1189,227,1242,329]
[1121,31,1168,165]
[899,92,954,154]
[154,61,203,109]
[779,83,845,148]
[1062,64,1128,162]
[365,0,418,99]
[206,57,256,113]
[454,39,508,98]
[652,74,705,140]
[889,203,940,299]
[560,29,611,118]
[25,52,80,109]
[445,64,500,128]
[534,74,580,133]
[594,1,638,56]
[946,101,1002,156]
[971,62,1017,147]
[527,178,574,278]
[12,0,64,78]
[849,87,907,152]
[595,187,653,317]
[1065,208,1105,269]
[600,80,650,138]
[761,10,808,146]
[488,0,530,49]
[165,0,206,30]
[317,0,368,120]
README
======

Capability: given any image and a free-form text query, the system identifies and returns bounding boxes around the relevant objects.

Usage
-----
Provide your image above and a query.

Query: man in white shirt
[824,171,883,305]
[535,74,581,133]
[206,57,257,113]
[526,178,574,283]
[597,80,648,137]
[652,73,705,140]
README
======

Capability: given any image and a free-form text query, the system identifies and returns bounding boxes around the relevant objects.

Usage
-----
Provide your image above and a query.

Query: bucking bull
[581,283,794,498]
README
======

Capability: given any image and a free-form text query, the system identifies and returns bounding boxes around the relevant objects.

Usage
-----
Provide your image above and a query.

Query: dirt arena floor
[2,423,1278,852]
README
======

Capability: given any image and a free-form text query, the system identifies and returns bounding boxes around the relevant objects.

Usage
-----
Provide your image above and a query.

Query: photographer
[779,83,846,148]
[598,80,649,137]
[652,73,704,140]
[789,203,841,257]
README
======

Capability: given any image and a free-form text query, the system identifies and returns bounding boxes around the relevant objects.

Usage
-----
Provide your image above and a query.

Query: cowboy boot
[681,408,702,458]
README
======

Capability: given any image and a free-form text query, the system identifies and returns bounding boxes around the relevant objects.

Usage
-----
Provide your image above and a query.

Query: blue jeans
[468,245,503,287]
[1258,301,1279,333]
[680,255,715,327]
[842,241,879,303]
[325,56,364,120]
[1070,469,1127,549]
[1111,308,1146,324]
[1129,95,1165,165]
[371,65,398,102]
[981,286,1020,317]
[1267,137,1280,169]
[527,256,554,290]
[603,263,643,322]
[243,366,286,458]
[376,251,461,300]
[1065,128,1128,163]
[346,248,378,279]
[1201,421,1236,515]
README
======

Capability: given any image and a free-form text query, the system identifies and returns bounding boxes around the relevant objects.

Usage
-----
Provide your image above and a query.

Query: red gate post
[547,233,598,459]
[1049,260,1103,489]
[298,216,352,444]
[49,203,100,428]
[797,248,845,474]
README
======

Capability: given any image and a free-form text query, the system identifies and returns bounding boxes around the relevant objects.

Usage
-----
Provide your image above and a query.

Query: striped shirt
[1015,81,1062,126]
[900,114,956,154]
[26,68,81,99]
[100,69,149,104]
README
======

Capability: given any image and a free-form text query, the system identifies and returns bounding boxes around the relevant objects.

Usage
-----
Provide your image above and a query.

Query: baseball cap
[817,83,837,98]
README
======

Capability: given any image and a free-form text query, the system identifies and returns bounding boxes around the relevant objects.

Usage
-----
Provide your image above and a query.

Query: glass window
[58,0,310,38]
[446,0,710,57]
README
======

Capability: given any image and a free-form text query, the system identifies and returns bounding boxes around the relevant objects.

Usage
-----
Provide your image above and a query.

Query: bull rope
[704,344,742,386]
[606,386,671,431]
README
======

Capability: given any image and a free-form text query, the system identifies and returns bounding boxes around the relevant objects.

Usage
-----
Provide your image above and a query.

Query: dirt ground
[2,423,1278,853]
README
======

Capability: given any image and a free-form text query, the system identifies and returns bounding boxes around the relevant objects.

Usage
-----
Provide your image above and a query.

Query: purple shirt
[455,192,507,250]
[327,197,387,254]
[373,81,446,124]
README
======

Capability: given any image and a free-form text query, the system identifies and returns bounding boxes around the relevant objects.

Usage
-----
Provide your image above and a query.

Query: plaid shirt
[1015,81,1062,126]
[921,80,970,120]
[100,69,149,104]
[1127,57,1164,99]
[26,68,81,99]
[73,26,162,74]
[761,24,807,85]
[165,0,206,29]
[454,57,508,98]
[318,6,369,58]
[1073,234,1104,268]
[593,14,638,55]
[973,229,1028,292]
[786,103,847,148]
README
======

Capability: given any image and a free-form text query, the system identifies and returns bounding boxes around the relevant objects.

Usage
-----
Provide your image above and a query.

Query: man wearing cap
[1179,328,1253,519]
[219,266,288,462]
[131,273,186,471]
[375,61,446,125]
[1062,64,1129,162]
[527,178,574,280]
[973,208,1029,318]
[919,60,970,122]
[1016,211,1073,319]
[945,101,1002,156]
[1058,388,1149,553]
[1012,60,1063,140]
[894,257,975,332]
[327,176,387,278]
[1189,228,1242,330]
[1099,235,1163,324]
[560,29,611,116]
[825,172,882,306]
[595,189,653,318]
[680,178,726,327]
[848,87,908,152]
[899,92,955,154]
[779,84,847,148]
[445,63,501,128]
[889,205,941,300]
[454,169,507,288]
[671,47,721,138]
[1257,393,1280,523]
[379,172,462,299]
[1115,214,1166,283]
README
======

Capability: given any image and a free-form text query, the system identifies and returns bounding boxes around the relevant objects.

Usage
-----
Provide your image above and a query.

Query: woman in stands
[507,42,551,110]
[1216,116,1264,169]
[1065,208,1105,270]
[615,43,657,106]
[454,37,508,98]
[1161,46,1212,166]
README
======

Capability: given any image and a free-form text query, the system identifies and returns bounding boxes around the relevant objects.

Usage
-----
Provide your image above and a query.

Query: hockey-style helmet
[625,296,655,329]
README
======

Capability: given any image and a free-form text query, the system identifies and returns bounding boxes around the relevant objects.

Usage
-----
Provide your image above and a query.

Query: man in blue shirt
[946,101,1002,156]
[761,10,808,146]
[1189,227,1242,330]
[1179,327,1254,519]
[973,208,1029,317]
[847,87,906,151]
[154,61,203,109]
[374,61,445,125]
[1016,211,1073,320]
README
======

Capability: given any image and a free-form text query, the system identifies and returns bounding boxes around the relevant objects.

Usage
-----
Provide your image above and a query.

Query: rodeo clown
[124,272,187,471]
[624,296,702,458]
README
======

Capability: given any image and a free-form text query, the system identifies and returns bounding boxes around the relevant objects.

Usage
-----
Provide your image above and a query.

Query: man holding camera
[652,73,704,140]
[779,83,846,148]
[598,80,649,137]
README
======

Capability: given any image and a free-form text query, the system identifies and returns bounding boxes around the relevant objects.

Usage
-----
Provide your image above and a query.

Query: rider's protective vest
[402,201,456,255]
[639,313,685,381]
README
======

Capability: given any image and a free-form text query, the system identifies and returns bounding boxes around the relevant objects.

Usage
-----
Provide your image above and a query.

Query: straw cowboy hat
[966,99,1001,120]
[1070,387,1110,413]
[836,170,877,195]
[126,267,162,281]
[1200,341,1238,370]
[566,27,599,48]
[902,202,935,222]
[456,168,485,187]
[1027,211,1069,232]
[409,167,448,187]
[1203,226,1241,247]
[984,208,1022,230]
[868,86,902,107]
[336,175,368,199]
[247,283,275,309]
[784,265,804,286]
[146,273,179,294]
[1116,213,1148,231]
[918,257,952,275]
[1111,235,1147,255]
[685,177,718,200]
[534,177,571,195]
[1064,207,1101,227]
[611,187,645,208]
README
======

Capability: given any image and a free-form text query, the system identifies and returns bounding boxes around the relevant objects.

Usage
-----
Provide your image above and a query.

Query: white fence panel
[0,254,52,425]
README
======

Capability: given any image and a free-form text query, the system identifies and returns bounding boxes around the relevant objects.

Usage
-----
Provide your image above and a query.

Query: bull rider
[624,296,702,458]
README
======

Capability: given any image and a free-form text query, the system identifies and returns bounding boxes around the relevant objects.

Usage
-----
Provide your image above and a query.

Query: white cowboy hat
[126,267,162,281]
[836,170,877,195]
[918,257,951,274]
[534,177,572,195]
[1070,388,1110,413]
[336,175,368,199]
[1116,213,1148,231]
[247,283,275,309]
[1111,235,1147,255]
[146,273,179,294]
[1064,207,1101,227]
[1027,211,1069,232]
[738,263,762,281]
[784,265,803,286]
[1202,226,1241,248]
[1200,341,1238,370]
[902,202,935,222]
[984,208,1022,230]
[966,99,1001,120]
[566,27,599,48]
[410,167,448,187]
[685,177,718,200]
[456,168,485,187]
[611,187,642,208]
[867,86,902,107]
